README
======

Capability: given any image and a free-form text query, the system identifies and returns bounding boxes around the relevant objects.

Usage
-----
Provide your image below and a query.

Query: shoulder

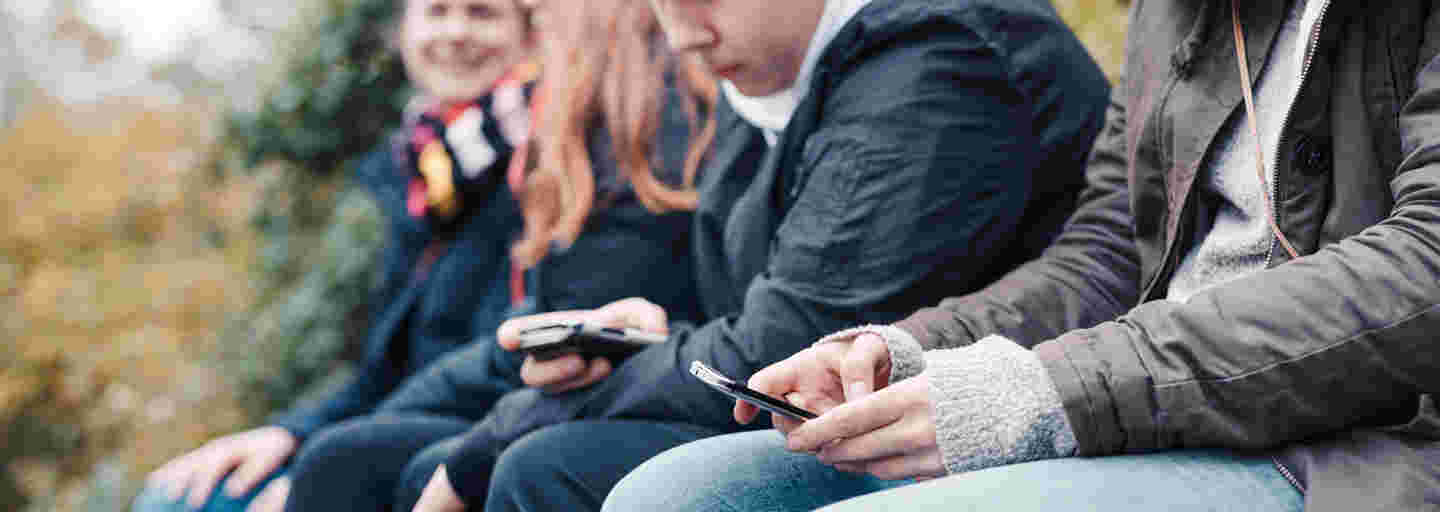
[820,0,1089,89]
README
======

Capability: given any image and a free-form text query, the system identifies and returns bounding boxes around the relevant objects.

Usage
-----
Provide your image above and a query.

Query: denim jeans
[480,420,725,512]
[603,430,1304,512]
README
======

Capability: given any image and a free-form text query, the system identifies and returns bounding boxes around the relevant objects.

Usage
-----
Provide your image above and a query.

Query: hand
[243,476,290,512]
[736,332,891,434]
[412,465,466,512]
[784,373,945,481]
[145,426,297,509]
[497,298,669,393]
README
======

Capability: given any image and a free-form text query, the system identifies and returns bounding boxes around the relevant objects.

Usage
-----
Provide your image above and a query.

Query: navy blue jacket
[442,0,1112,499]
[269,145,522,441]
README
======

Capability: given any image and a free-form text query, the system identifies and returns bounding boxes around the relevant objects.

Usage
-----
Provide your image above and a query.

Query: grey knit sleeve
[814,324,926,386]
[924,335,1078,474]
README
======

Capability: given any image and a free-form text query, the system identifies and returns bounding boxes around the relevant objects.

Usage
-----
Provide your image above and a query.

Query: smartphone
[690,361,818,421]
[515,322,668,361]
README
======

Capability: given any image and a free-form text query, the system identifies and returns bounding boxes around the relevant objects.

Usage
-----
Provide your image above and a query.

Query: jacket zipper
[1264,0,1331,268]
[1271,455,1306,493]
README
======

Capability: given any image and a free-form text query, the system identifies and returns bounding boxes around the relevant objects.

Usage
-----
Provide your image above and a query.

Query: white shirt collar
[724,0,873,145]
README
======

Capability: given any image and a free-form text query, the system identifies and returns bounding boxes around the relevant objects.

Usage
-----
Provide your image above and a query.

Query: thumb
[593,298,669,333]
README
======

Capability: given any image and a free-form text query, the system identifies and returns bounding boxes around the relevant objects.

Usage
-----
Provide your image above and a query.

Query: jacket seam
[1153,301,1440,388]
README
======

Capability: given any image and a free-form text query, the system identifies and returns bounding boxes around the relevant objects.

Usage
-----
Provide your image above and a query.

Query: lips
[712,63,742,79]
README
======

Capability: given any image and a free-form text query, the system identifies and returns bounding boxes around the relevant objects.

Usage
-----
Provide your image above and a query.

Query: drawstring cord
[1231,0,1301,260]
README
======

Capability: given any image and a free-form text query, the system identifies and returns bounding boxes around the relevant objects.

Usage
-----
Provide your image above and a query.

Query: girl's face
[400,0,529,102]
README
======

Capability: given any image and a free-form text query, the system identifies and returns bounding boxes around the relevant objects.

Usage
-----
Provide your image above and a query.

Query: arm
[1039,46,1440,456]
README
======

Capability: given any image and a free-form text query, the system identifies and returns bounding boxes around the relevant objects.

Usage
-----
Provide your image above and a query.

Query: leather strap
[1231,0,1301,259]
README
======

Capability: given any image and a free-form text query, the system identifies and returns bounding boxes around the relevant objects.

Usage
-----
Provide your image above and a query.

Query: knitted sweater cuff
[925,335,1078,474]
[814,324,926,386]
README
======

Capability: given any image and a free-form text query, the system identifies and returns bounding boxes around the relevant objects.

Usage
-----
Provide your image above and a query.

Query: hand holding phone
[515,322,667,361]
[690,361,817,421]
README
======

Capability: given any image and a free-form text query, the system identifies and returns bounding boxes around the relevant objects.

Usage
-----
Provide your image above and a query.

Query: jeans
[604,430,1305,512]
[479,420,725,512]
[131,468,287,512]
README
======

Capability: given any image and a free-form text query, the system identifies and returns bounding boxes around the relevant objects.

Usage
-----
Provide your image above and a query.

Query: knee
[603,431,786,512]
[394,437,462,511]
[487,423,580,499]
[286,419,383,484]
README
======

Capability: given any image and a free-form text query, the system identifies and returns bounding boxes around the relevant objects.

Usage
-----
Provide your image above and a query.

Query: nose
[650,1,715,52]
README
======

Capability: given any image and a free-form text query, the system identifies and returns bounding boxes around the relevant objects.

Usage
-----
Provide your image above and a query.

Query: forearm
[1040,175,1440,455]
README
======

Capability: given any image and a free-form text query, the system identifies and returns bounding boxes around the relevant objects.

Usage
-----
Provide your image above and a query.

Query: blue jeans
[480,420,726,512]
[603,430,1305,512]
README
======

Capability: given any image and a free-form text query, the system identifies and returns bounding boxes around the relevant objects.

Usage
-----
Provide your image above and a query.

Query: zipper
[1271,455,1306,493]
[1263,0,1331,268]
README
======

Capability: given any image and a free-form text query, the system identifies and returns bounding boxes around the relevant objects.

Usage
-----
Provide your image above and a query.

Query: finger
[185,451,245,509]
[150,454,198,500]
[773,415,805,436]
[746,358,801,401]
[787,396,904,453]
[520,353,586,387]
[847,451,946,481]
[496,310,589,349]
[225,449,288,497]
[591,298,668,333]
[735,361,799,424]
[733,400,758,424]
[840,334,888,400]
[244,477,290,512]
[787,392,842,415]
[816,416,932,464]
[543,357,612,394]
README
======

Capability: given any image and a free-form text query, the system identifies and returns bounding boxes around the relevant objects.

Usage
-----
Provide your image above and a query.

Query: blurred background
[0,0,1127,510]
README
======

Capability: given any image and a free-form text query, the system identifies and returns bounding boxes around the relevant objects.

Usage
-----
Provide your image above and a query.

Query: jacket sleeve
[895,83,1143,351]
[269,328,415,441]
[1036,41,1440,456]
[440,28,1071,502]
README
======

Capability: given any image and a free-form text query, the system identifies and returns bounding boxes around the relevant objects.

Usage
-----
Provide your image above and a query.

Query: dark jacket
[896,1,1440,510]
[441,0,1111,500]
[270,143,522,441]
[362,81,708,418]
[271,87,704,439]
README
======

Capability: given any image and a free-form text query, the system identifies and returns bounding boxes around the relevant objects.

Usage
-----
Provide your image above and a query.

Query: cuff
[925,335,1077,474]
[815,325,926,385]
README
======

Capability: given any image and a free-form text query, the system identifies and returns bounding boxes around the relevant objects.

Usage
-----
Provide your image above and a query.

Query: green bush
[214,0,410,419]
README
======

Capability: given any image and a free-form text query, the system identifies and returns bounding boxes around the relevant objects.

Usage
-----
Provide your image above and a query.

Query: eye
[466,3,498,19]
[427,2,448,17]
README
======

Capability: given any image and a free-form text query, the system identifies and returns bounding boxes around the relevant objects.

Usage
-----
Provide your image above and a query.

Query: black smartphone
[515,322,667,361]
[690,361,818,421]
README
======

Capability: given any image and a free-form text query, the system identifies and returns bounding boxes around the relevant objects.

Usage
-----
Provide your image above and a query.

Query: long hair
[511,0,717,269]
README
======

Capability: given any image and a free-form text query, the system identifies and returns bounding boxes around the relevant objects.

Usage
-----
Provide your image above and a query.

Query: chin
[729,80,787,97]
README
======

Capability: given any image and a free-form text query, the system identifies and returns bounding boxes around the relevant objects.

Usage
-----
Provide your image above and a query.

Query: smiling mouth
[712,63,742,79]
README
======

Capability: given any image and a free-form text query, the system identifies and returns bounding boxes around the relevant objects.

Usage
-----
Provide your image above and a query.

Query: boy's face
[400,0,528,102]
[650,0,824,96]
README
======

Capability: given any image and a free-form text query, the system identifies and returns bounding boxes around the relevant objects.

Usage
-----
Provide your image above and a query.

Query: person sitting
[268,0,727,510]
[133,1,539,510]
[606,0,1440,511]
[405,0,1112,510]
